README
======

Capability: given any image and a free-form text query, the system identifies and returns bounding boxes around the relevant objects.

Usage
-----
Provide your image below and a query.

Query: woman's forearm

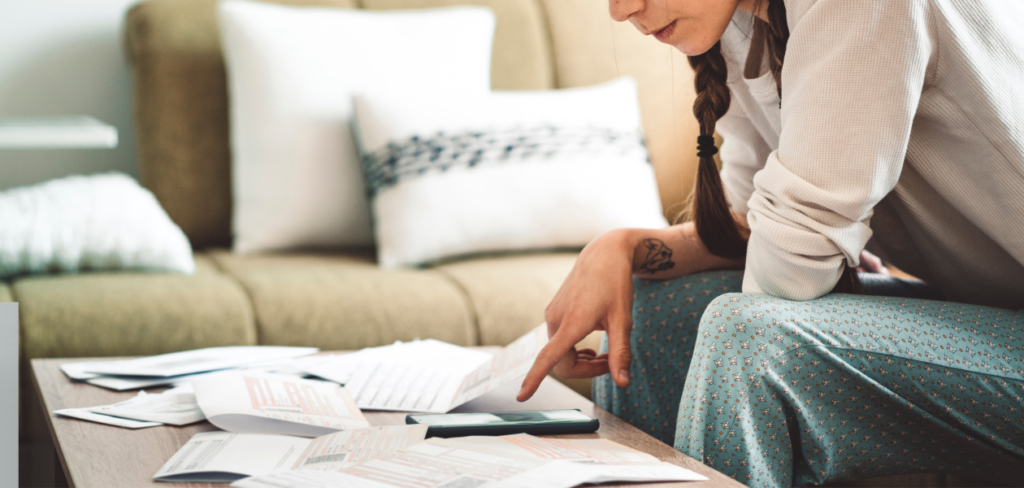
[618,214,747,279]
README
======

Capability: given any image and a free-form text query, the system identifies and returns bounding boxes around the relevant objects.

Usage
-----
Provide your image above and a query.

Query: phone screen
[409,409,593,426]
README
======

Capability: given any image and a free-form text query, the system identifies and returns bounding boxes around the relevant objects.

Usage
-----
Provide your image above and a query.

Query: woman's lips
[653,20,677,42]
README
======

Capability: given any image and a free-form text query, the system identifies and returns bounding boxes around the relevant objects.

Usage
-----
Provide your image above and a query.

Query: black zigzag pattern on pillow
[361,126,647,196]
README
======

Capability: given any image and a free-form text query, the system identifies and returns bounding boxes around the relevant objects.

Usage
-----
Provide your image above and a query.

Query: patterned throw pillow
[353,78,670,268]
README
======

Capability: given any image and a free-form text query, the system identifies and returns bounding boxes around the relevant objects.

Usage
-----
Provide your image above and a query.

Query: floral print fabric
[594,271,1024,487]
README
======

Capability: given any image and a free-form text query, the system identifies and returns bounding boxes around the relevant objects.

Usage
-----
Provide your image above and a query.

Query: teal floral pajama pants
[594,271,1024,487]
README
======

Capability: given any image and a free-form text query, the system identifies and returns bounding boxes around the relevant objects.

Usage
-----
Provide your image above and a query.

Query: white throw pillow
[0,173,195,278]
[218,0,496,253]
[354,78,670,268]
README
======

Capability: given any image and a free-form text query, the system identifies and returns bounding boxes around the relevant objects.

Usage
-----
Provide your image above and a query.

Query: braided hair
[686,0,862,293]
[686,43,746,259]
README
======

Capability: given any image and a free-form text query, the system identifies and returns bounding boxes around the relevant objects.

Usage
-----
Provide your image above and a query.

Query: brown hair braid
[687,0,862,293]
[686,42,748,259]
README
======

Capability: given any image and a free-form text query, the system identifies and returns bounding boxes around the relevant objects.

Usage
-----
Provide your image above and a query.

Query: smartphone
[406,409,600,438]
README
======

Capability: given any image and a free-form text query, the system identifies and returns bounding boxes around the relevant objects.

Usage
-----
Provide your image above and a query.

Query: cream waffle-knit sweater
[717,0,1024,309]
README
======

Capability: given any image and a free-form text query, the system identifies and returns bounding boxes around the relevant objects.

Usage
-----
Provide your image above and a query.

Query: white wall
[0,0,142,190]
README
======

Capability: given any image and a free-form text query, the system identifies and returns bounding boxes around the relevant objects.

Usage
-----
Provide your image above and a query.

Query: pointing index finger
[517,325,585,402]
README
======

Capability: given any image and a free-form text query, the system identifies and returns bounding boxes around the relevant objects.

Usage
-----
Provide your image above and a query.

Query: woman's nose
[609,0,644,22]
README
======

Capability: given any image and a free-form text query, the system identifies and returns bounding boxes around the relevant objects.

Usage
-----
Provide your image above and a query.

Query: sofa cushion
[361,0,553,91]
[433,251,604,348]
[14,254,255,360]
[209,250,477,350]
[431,251,604,348]
[125,0,359,249]
[433,252,574,346]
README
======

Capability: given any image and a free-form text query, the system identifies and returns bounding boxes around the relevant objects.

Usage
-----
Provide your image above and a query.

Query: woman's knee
[693,293,778,365]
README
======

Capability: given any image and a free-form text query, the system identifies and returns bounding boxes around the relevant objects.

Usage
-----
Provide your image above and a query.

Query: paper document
[233,438,548,488]
[308,339,493,383]
[154,426,428,483]
[72,354,331,392]
[433,436,705,487]
[80,346,320,378]
[53,386,200,428]
[194,373,370,437]
[450,325,549,407]
[154,431,308,483]
[436,435,707,486]
[304,339,490,412]
[292,425,429,471]
[445,434,659,463]
[247,355,341,378]
[61,360,123,381]
[88,384,204,426]
[493,460,708,487]
[85,371,214,391]
[233,435,707,488]
[230,471,378,488]
[53,407,161,429]
[305,325,548,413]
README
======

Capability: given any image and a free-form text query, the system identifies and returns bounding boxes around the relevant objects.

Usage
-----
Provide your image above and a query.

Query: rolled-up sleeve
[742,0,933,299]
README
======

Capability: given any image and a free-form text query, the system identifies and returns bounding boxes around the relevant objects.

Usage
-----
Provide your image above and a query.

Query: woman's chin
[662,20,731,57]
[674,37,719,57]
[657,31,716,56]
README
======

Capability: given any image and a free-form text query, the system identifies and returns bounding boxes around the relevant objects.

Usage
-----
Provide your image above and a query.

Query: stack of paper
[153,426,429,482]
[60,346,321,391]
[145,371,378,482]
[305,324,548,413]
[230,435,708,488]
[53,347,341,430]
[58,329,700,488]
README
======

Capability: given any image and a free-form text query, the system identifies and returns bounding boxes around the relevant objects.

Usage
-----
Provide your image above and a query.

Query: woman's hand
[855,249,889,275]
[516,229,637,402]
[516,220,746,402]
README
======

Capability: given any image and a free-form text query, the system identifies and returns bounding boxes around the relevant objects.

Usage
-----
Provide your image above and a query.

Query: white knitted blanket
[0,173,195,279]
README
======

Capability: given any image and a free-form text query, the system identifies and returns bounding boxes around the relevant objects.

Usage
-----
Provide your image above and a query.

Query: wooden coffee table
[31,355,744,488]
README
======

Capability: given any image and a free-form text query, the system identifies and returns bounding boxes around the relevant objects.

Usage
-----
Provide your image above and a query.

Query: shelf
[0,116,118,149]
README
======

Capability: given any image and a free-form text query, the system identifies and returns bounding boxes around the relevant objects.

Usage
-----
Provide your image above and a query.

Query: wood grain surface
[32,355,744,488]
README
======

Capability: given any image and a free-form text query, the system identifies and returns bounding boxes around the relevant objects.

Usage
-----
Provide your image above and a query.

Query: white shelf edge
[0,116,119,149]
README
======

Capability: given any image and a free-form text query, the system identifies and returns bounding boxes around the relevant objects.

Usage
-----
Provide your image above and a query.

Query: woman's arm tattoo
[637,238,675,274]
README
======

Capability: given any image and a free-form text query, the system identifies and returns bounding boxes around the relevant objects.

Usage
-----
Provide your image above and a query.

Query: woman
[517,0,1024,486]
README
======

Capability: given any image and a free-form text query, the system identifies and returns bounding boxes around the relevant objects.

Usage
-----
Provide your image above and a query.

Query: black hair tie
[697,135,718,158]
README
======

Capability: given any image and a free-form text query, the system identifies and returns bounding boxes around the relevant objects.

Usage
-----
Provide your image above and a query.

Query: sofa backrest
[125,0,700,249]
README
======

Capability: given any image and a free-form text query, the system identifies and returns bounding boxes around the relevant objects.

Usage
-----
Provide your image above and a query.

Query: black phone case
[406,409,600,438]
